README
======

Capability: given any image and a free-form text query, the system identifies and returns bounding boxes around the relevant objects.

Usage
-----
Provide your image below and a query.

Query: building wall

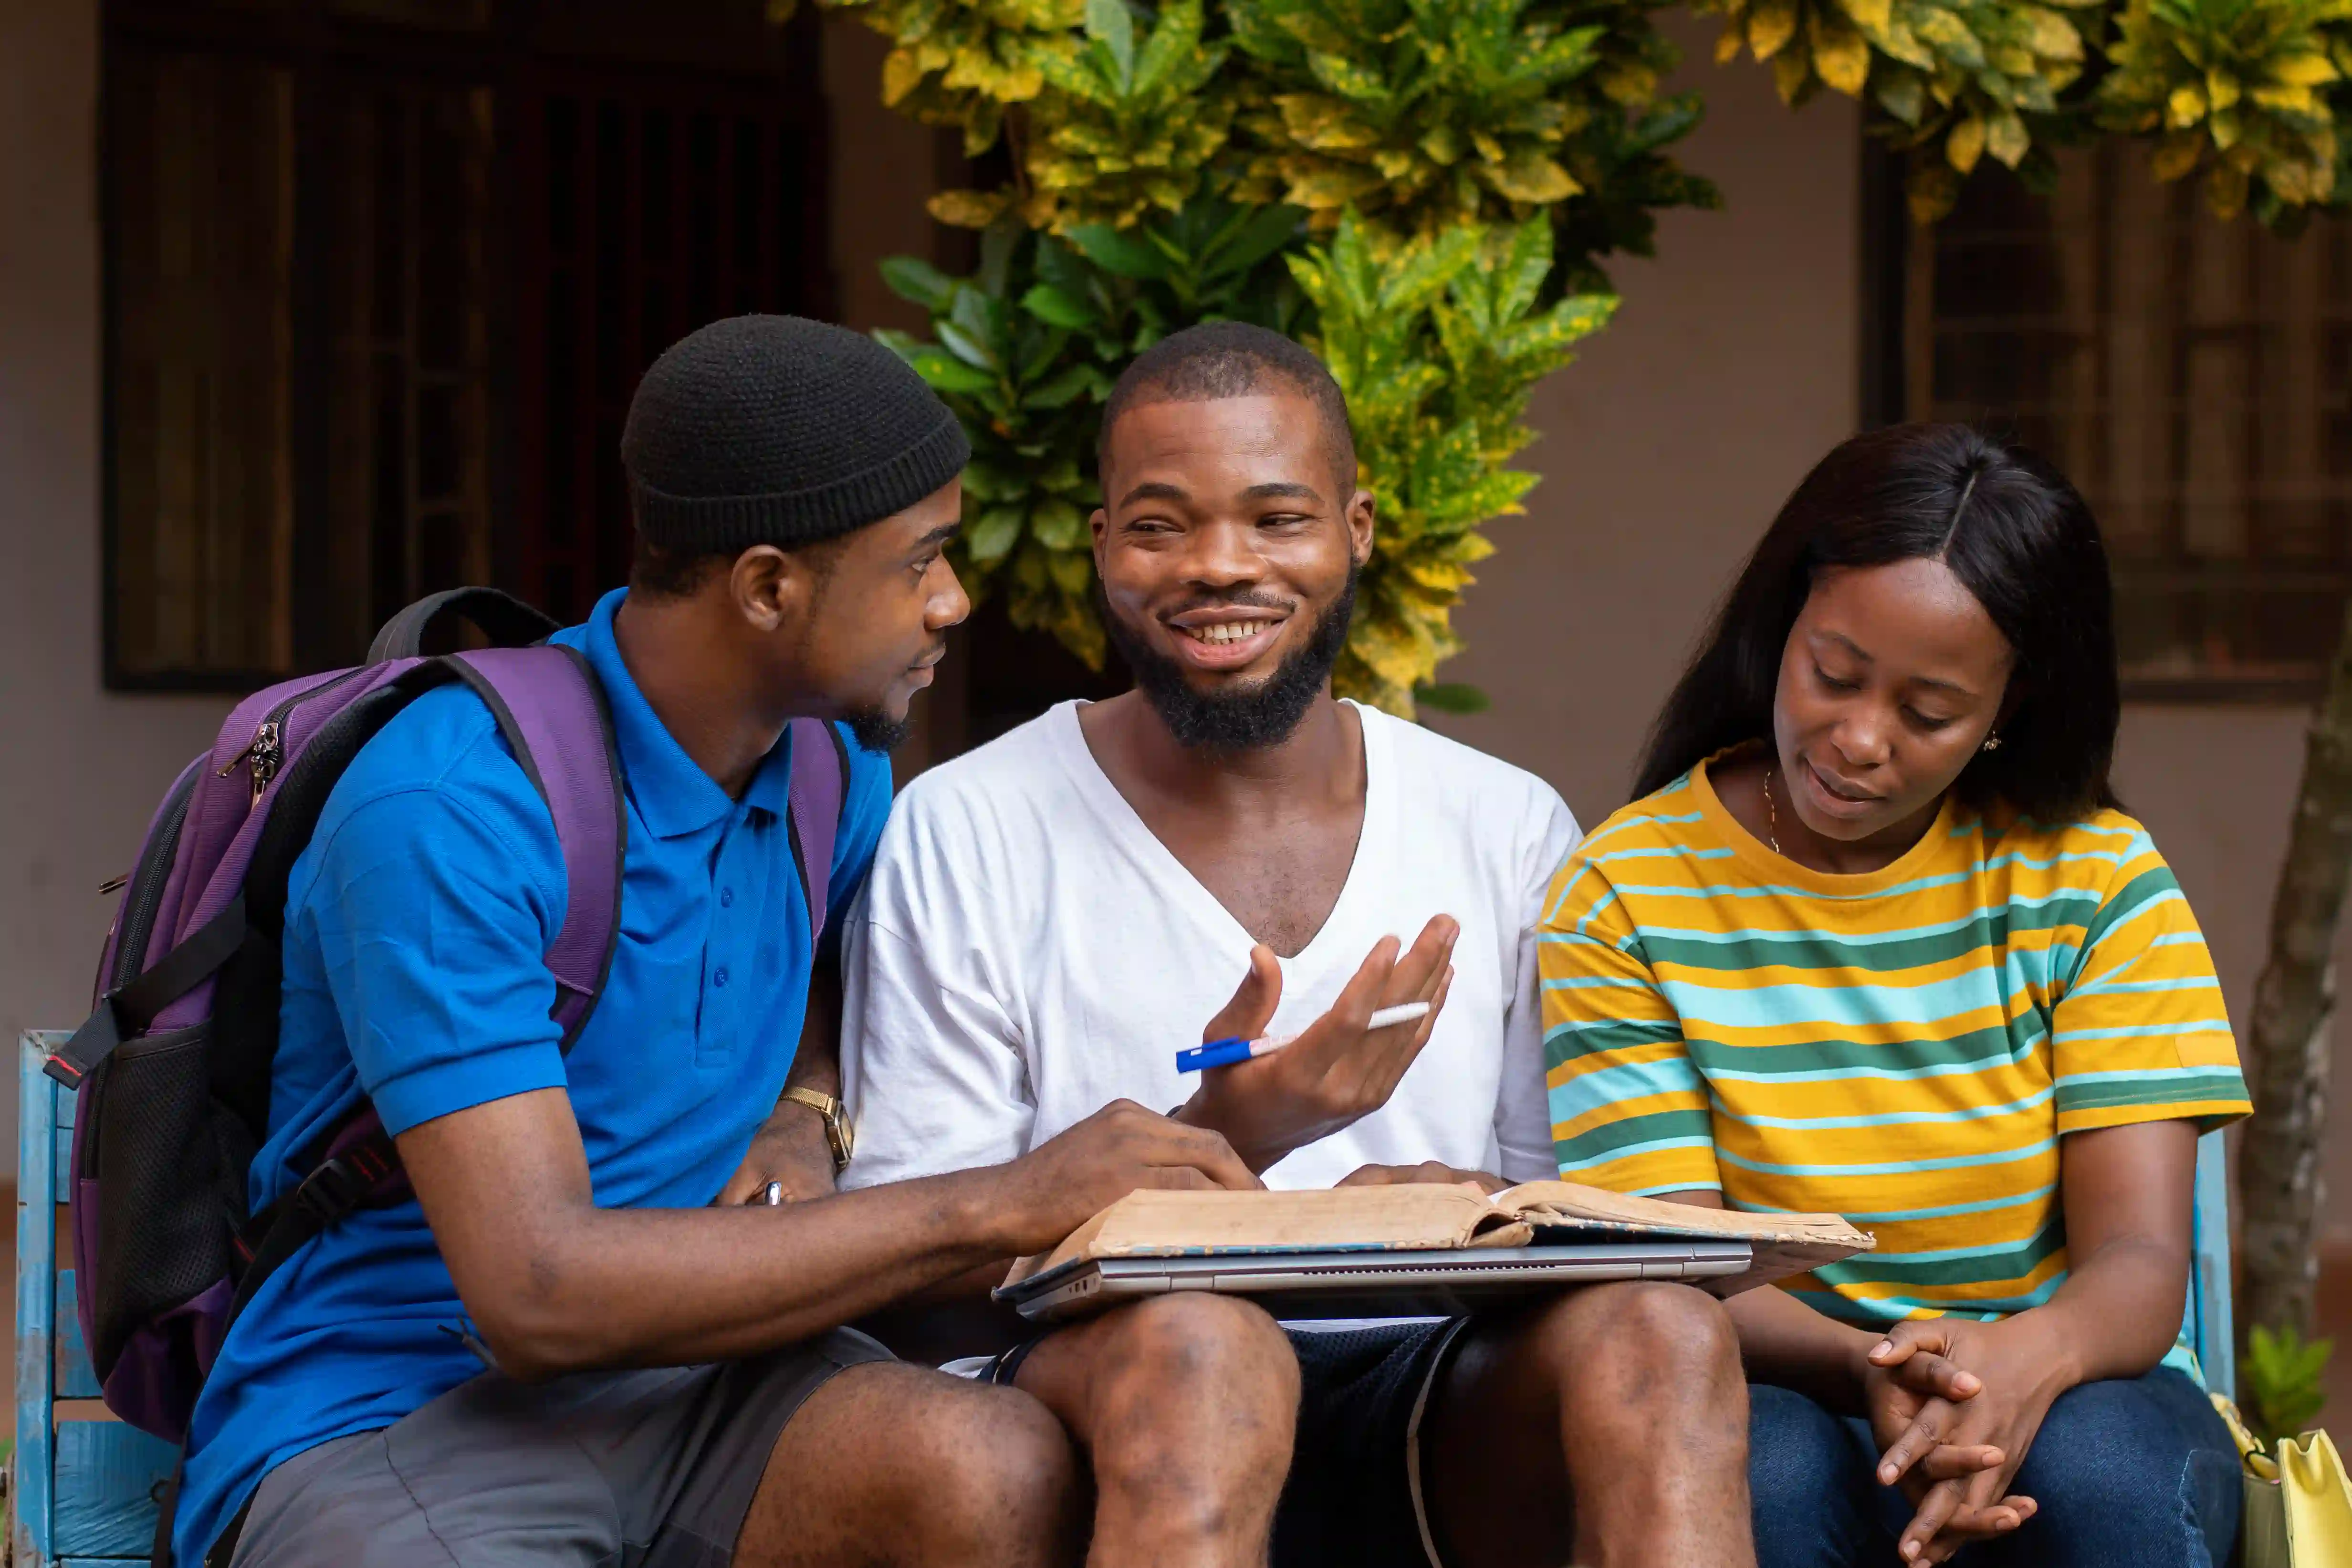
[0,0,237,1160]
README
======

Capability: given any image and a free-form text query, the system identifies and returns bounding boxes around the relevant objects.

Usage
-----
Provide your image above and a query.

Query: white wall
[1431,27,1862,819]
[0,0,236,1156]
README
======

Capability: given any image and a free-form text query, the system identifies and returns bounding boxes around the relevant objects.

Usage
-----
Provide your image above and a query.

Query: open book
[1001,1180,1873,1300]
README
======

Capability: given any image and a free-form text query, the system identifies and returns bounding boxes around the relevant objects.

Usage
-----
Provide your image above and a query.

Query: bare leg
[1424,1281,1754,1568]
[736,1360,1087,1568]
[1014,1292,1302,1568]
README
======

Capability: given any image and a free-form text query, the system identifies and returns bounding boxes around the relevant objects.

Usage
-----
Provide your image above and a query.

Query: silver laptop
[996,1240,1753,1322]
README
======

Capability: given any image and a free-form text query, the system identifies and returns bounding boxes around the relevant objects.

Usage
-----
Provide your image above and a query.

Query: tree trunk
[2240,598,2352,1347]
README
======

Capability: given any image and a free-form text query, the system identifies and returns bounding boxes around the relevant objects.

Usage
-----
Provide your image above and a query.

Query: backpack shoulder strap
[369,587,562,663]
[785,717,850,947]
[442,645,625,1049]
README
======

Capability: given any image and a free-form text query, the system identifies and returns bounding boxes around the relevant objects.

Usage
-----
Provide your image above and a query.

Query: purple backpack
[47,588,847,1454]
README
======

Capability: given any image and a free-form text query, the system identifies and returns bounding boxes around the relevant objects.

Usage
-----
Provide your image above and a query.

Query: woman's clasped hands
[1863,1315,2080,1563]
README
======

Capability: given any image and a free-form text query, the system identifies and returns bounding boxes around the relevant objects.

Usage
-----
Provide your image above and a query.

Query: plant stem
[2240,596,2352,1348]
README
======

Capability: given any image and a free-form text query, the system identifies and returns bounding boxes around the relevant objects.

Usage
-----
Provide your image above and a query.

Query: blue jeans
[1750,1367,2243,1568]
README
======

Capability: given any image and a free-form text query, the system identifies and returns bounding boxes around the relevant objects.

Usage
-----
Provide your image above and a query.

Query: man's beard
[1103,568,1357,752]
[843,706,911,754]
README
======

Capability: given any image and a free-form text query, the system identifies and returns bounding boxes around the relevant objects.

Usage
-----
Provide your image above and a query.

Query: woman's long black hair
[1632,423,2122,821]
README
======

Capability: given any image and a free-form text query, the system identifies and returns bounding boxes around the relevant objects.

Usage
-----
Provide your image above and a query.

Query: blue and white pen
[1175,1002,1433,1074]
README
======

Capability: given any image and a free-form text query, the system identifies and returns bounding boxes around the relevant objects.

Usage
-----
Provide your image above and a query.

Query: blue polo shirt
[175,588,894,1564]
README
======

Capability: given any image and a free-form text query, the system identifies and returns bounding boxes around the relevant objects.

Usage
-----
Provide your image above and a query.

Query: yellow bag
[2215,1394,2352,1566]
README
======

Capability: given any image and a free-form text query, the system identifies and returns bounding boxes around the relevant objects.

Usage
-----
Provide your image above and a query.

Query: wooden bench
[4,1026,2244,1564]
[12,1031,180,1568]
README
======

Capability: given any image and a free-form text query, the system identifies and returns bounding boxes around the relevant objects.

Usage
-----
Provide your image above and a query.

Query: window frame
[1859,139,2352,706]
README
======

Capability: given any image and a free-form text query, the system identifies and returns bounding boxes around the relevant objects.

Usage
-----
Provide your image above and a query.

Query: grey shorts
[224,1328,893,1568]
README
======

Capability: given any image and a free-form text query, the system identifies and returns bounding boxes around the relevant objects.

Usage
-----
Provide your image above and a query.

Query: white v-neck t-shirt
[837,700,1582,1192]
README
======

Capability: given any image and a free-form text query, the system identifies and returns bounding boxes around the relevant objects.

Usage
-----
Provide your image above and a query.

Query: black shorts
[990,1317,1469,1568]
[226,1328,893,1568]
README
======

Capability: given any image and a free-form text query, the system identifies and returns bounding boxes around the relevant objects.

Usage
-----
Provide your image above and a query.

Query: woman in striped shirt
[1540,424,2247,1567]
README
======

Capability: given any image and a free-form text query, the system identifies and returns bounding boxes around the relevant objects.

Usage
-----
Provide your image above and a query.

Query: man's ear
[1346,486,1377,568]
[728,544,812,634]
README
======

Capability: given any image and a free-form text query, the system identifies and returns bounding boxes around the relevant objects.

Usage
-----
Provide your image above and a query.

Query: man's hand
[1337,1161,1510,1195]
[1866,1318,2053,1562]
[977,1100,1263,1258]
[715,1098,838,1206]
[1175,917,1458,1171]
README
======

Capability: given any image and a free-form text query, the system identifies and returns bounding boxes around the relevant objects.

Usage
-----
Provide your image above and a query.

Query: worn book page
[1495,1180,1871,1247]
[1495,1180,1874,1296]
[1002,1180,1871,1294]
[1005,1182,1521,1286]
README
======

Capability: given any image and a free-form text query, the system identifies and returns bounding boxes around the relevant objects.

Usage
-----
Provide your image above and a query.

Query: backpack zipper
[219,671,362,808]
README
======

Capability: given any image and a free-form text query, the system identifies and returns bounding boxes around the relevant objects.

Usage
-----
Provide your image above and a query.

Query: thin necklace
[1761,765,1783,855]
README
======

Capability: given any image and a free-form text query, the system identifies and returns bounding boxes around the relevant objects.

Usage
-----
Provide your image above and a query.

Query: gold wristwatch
[781,1086,855,1172]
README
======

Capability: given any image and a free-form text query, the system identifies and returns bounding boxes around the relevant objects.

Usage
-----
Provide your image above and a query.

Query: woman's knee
[2007,1375,2241,1566]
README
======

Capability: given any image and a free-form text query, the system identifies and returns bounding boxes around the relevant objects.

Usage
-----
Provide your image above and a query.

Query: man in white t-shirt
[833,324,1756,1568]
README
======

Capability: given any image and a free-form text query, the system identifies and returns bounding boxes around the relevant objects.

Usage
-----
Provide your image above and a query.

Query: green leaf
[1033,496,1088,549]
[1412,681,1492,714]
[1021,283,1099,330]
[879,255,957,311]
[906,347,999,396]
[1024,362,1102,408]
[1064,222,1173,280]
[966,505,1026,563]
[1132,0,1204,96]
[935,318,1001,372]
[1086,0,1136,85]
[1202,203,1307,281]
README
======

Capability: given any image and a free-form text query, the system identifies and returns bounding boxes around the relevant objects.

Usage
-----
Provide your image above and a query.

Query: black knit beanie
[621,314,970,552]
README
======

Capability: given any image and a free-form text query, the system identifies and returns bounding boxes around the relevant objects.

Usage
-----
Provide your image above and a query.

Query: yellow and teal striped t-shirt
[1538,756,2249,1362]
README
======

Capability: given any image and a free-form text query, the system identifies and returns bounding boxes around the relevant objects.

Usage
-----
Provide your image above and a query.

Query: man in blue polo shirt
[178,316,1261,1568]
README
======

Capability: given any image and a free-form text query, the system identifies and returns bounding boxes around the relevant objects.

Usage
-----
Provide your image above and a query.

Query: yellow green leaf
[2269,53,2340,87]
[1481,150,1578,203]
[2203,161,2249,218]
[1986,105,2029,166]
[1844,0,1893,35]
[1946,113,1986,173]
[2022,8,2082,60]
[926,188,1012,227]
[1811,14,1873,94]
[1771,43,1814,103]
[882,46,927,106]
[1747,0,1800,60]
[2151,132,2204,181]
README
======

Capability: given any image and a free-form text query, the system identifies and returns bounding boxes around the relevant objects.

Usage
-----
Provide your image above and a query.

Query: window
[103,0,829,689]
[1893,145,2352,700]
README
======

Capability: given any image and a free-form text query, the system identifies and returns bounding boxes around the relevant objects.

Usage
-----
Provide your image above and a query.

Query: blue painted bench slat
[58,1270,102,1401]
[53,1423,177,1559]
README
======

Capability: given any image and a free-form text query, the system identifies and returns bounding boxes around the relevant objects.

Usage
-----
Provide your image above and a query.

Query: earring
[1982,732,2003,753]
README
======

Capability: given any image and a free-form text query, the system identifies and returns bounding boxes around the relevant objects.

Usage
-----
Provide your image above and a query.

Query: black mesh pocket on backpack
[84,1022,256,1380]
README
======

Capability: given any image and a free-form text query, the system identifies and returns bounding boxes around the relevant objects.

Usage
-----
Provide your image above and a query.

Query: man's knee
[1082,1291,1301,1420]
[1537,1281,1745,1411]
[796,1364,1084,1563]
